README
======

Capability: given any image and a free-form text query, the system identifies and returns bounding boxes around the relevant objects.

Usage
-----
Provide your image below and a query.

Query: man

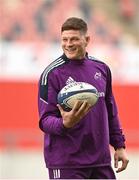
[38,17,129,179]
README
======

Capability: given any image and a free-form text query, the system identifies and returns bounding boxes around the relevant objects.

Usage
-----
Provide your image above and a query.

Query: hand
[114,148,129,173]
[57,100,91,128]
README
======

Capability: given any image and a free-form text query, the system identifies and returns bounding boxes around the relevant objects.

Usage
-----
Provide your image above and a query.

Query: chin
[66,53,77,59]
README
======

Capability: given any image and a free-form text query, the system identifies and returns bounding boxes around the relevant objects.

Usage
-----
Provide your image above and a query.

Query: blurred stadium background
[0,0,139,179]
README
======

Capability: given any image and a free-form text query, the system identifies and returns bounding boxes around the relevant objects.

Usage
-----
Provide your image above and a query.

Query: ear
[85,36,90,46]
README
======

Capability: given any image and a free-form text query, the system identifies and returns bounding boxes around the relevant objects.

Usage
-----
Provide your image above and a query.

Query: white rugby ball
[57,82,99,111]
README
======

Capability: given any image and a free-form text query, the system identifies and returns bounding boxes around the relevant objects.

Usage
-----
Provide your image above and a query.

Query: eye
[62,38,67,42]
[72,37,79,41]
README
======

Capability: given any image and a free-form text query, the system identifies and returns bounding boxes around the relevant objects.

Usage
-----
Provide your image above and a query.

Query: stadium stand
[1,0,139,42]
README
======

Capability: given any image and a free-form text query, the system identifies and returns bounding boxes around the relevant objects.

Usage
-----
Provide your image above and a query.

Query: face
[61,30,90,59]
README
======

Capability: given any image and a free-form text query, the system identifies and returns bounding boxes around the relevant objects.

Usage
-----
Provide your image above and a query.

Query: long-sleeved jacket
[38,53,125,168]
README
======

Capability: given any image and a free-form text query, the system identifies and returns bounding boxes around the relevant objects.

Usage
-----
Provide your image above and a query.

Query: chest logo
[66,76,76,85]
[94,72,102,80]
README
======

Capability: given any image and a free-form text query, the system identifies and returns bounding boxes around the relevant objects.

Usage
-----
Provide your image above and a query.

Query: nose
[66,39,73,47]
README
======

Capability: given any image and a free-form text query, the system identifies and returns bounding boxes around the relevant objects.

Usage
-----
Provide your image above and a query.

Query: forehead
[61,30,82,38]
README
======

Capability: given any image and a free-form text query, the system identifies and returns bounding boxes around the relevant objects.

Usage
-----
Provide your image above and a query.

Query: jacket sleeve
[105,65,126,150]
[38,70,67,136]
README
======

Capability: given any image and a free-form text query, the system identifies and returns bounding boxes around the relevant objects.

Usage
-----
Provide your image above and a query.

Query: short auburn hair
[61,17,88,34]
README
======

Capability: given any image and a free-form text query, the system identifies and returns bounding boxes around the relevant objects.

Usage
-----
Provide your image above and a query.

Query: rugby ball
[57,82,99,111]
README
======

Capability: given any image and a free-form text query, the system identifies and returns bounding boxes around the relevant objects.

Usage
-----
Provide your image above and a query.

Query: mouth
[65,47,77,53]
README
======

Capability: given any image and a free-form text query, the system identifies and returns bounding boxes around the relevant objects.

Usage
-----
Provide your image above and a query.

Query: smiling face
[61,30,90,59]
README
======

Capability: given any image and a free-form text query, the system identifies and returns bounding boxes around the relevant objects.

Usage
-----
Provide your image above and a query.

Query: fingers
[58,100,91,115]
[116,159,129,173]
[114,153,129,173]
[57,100,91,122]
[57,100,92,128]
[57,104,64,113]
[72,100,91,117]
[76,101,90,116]
[114,155,118,169]
[114,148,129,173]
[72,100,83,113]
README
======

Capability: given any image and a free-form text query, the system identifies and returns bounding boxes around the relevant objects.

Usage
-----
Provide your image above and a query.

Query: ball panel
[60,82,96,93]
[57,82,99,111]
[65,92,98,108]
